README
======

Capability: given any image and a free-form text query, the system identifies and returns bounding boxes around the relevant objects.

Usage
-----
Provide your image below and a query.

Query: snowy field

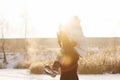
[0,69,120,80]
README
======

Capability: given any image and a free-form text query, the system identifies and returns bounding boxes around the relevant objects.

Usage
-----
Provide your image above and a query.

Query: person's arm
[52,49,62,71]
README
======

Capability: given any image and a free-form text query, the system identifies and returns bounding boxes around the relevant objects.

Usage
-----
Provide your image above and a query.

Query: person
[53,31,79,80]
[52,16,87,80]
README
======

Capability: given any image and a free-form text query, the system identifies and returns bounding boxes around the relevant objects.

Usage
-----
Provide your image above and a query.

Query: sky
[0,0,120,38]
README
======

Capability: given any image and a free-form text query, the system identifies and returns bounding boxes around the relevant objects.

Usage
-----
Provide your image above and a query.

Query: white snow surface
[0,69,120,80]
[0,52,24,69]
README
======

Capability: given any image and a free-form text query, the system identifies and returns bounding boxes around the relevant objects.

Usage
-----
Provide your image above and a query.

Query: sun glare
[0,0,120,38]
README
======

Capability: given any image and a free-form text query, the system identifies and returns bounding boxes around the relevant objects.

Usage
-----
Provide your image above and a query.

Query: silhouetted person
[53,31,79,80]
[52,16,87,80]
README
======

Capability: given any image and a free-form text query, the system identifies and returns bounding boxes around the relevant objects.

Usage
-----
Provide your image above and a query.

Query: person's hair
[73,16,79,21]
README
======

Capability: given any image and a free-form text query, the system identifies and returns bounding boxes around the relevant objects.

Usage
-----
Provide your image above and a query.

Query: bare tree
[21,9,29,60]
[0,20,8,64]
[21,10,27,51]
[21,10,28,38]
[1,27,7,64]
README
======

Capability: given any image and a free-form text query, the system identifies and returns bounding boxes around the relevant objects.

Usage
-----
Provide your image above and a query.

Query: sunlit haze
[0,0,120,38]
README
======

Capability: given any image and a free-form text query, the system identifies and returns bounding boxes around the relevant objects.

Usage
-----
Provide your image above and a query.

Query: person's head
[69,16,80,28]
[72,16,80,22]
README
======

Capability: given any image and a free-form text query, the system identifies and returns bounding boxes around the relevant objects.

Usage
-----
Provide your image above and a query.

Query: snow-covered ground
[0,52,24,69]
[0,48,57,69]
[1,49,120,80]
[0,69,120,80]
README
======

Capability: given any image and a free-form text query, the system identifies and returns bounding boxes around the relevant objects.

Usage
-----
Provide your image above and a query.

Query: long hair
[57,31,79,70]
[57,32,72,51]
